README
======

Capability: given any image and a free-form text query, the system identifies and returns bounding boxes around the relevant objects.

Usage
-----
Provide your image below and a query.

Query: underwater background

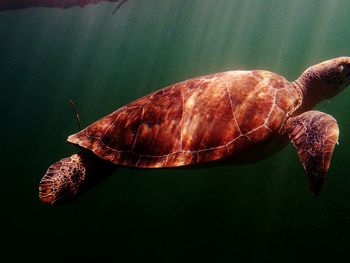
[1,0,350,262]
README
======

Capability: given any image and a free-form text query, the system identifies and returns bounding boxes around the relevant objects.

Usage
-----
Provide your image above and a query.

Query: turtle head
[313,57,350,93]
[296,57,350,108]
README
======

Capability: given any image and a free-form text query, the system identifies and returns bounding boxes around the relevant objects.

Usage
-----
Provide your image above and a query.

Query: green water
[2,0,350,262]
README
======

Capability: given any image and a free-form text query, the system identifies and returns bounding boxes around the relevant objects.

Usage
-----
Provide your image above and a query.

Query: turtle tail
[39,152,114,205]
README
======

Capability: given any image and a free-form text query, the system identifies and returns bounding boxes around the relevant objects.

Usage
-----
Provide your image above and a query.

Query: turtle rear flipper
[39,152,114,205]
[284,110,339,196]
[39,154,88,205]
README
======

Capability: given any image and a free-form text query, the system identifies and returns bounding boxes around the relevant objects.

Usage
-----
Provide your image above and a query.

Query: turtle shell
[68,70,301,168]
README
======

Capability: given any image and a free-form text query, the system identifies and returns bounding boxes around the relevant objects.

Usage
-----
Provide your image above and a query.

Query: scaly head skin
[294,57,350,110]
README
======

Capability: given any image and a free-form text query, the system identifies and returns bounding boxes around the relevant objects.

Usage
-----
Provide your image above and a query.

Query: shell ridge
[101,110,123,138]
[83,132,250,157]
[131,106,145,151]
[224,79,242,135]
[179,89,185,150]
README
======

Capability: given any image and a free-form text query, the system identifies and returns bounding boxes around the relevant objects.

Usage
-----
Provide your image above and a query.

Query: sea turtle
[39,57,350,205]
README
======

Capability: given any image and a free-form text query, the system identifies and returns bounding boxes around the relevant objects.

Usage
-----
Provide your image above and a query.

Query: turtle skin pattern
[68,71,301,168]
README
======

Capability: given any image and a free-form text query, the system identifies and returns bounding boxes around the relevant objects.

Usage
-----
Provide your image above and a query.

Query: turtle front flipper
[284,110,339,196]
[39,152,114,205]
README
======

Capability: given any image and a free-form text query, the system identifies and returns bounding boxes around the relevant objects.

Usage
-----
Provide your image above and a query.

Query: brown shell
[68,70,301,168]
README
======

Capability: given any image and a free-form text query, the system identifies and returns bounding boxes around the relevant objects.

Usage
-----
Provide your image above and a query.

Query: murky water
[1,0,350,262]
